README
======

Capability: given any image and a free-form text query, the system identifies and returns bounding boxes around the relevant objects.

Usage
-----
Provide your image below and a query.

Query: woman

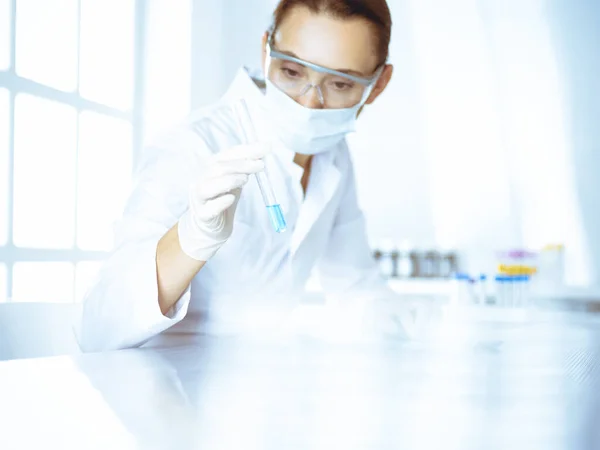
[79,0,402,351]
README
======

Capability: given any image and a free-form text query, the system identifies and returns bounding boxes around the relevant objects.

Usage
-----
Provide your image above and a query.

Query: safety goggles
[265,35,384,109]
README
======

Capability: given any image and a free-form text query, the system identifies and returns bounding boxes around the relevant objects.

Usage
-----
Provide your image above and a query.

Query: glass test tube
[232,99,287,233]
[514,275,531,308]
[478,274,489,305]
[495,275,508,307]
[452,273,471,306]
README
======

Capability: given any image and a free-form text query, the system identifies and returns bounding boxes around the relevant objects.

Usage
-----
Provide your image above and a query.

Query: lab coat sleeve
[318,156,395,301]
[78,126,207,352]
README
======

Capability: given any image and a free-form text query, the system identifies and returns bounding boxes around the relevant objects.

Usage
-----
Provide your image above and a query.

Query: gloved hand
[178,144,269,261]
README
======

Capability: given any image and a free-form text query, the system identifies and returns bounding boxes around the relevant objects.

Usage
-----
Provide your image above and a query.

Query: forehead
[273,5,379,74]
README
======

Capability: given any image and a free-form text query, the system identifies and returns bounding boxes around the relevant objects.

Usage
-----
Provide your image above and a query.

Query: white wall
[143,0,192,142]
[547,0,600,286]
[191,0,273,109]
[191,0,226,107]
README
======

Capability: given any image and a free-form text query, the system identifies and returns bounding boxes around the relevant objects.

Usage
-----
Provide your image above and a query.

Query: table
[1,311,600,450]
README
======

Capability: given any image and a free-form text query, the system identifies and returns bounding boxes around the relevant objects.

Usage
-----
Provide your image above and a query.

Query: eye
[278,62,306,80]
[281,67,302,79]
[331,80,355,91]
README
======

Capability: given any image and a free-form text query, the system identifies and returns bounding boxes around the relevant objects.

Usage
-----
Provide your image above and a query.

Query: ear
[261,32,269,75]
[365,64,394,105]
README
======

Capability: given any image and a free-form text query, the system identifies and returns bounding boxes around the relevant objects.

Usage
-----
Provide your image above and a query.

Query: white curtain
[350,0,597,286]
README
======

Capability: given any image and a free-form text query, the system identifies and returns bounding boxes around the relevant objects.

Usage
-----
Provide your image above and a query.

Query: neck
[293,153,313,169]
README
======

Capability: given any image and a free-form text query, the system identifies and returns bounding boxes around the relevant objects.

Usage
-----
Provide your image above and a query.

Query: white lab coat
[79,68,393,351]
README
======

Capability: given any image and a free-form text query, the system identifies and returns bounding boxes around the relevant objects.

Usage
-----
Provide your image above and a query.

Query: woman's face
[262,5,393,109]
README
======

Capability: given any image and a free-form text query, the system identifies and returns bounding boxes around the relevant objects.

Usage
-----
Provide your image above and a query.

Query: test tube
[514,275,531,308]
[510,276,521,308]
[478,274,489,305]
[232,99,287,233]
[495,275,508,307]
[468,277,477,305]
[452,273,471,306]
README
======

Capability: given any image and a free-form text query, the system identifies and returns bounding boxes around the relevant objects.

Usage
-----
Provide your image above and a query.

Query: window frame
[0,0,147,302]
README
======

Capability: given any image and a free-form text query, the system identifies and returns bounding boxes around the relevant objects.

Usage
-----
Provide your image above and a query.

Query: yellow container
[498,264,538,276]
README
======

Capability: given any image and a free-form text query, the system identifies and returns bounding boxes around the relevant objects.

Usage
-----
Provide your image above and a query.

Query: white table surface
[1,311,600,450]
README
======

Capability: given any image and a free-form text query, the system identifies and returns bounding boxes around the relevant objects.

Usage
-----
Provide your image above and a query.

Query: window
[0,2,143,303]
[77,111,132,251]
[79,0,135,110]
[13,94,77,249]
[75,261,102,303]
[12,262,74,303]
[0,88,8,246]
[0,263,6,302]
[0,0,10,71]
[15,0,79,91]
[1,2,192,304]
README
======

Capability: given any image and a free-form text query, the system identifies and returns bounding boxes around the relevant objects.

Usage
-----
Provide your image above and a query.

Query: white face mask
[263,79,362,155]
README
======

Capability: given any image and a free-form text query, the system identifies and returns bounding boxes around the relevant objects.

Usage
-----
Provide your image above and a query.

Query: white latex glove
[178,144,269,261]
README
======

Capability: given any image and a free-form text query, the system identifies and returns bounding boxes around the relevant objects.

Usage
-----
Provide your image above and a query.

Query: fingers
[200,194,237,219]
[215,143,271,162]
[190,144,269,216]
[196,174,249,201]
[213,158,265,176]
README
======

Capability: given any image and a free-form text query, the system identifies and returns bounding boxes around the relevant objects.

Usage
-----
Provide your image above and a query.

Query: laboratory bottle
[396,241,413,279]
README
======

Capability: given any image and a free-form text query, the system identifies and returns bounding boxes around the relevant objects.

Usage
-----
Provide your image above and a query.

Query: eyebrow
[276,48,370,78]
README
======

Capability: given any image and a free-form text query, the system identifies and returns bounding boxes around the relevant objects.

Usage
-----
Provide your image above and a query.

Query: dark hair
[270,0,392,65]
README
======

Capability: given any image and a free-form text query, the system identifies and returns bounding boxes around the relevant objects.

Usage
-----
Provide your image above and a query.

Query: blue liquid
[266,204,287,233]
